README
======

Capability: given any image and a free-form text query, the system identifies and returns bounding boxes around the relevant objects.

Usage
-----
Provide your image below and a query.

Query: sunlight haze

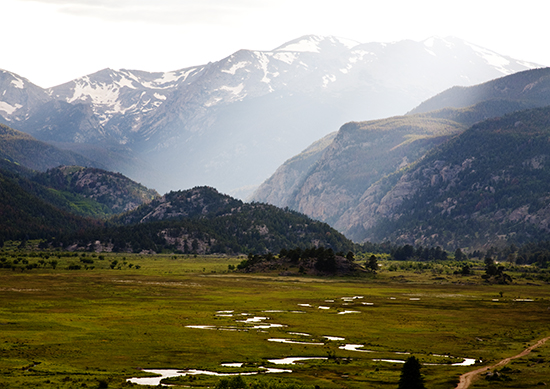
[3,0,549,88]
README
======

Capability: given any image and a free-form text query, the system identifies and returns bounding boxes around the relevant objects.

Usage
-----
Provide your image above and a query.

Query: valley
[0,252,548,388]
[1,32,550,389]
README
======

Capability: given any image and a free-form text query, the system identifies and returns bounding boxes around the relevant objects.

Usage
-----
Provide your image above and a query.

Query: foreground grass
[0,251,549,388]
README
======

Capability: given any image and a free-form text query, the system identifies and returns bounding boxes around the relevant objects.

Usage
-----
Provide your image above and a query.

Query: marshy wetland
[0,250,549,388]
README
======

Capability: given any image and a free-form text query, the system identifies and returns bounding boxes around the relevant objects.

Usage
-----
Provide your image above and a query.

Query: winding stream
[129,300,478,386]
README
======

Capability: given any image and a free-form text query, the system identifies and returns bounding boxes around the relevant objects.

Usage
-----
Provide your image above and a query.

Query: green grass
[0,251,549,388]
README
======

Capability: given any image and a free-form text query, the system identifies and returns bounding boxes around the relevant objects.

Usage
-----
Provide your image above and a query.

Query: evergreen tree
[397,356,425,389]
[367,255,378,272]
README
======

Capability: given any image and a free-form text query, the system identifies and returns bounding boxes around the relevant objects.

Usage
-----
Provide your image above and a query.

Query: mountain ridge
[251,67,550,249]
[0,123,105,171]
[348,105,550,248]
[1,35,541,196]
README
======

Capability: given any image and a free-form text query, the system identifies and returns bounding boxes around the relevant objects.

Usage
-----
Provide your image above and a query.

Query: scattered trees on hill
[235,246,359,274]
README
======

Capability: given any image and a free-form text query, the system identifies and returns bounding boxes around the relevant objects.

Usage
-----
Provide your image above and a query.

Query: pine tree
[397,356,426,389]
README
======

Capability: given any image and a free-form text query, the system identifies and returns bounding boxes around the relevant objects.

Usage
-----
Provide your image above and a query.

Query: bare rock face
[265,115,465,232]
[250,132,337,206]
[335,171,424,235]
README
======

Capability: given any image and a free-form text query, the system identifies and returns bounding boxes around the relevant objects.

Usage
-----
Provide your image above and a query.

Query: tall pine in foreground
[398,356,425,389]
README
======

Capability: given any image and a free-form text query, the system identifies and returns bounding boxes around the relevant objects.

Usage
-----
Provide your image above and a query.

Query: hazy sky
[3,0,549,88]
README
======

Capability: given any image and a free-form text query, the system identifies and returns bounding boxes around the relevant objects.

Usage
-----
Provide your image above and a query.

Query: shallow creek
[127,366,292,386]
[128,297,476,385]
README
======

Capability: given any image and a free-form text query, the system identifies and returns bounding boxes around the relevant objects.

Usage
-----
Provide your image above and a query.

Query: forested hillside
[61,186,355,254]
[0,123,103,171]
[34,166,159,215]
[349,106,550,248]
[252,68,550,250]
[0,169,98,242]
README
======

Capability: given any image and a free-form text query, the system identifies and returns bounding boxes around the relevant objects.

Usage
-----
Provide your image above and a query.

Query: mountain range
[0,35,540,198]
[2,35,550,253]
[251,67,550,249]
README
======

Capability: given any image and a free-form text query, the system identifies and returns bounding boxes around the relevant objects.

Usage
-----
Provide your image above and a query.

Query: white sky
[2,0,549,88]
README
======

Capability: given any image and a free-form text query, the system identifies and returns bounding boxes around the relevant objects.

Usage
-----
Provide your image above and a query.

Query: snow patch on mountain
[0,101,22,115]
[222,61,249,75]
[424,48,437,57]
[339,65,352,74]
[272,52,298,65]
[255,52,272,84]
[68,77,120,106]
[10,77,24,89]
[463,42,512,74]
[423,37,436,47]
[335,36,362,49]
[274,35,359,53]
[423,36,455,49]
[140,67,204,89]
[322,74,336,87]
[115,75,137,89]
[349,50,376,63]
[153,71,182,85]
[277,36,324,53]
[220,83,245,98]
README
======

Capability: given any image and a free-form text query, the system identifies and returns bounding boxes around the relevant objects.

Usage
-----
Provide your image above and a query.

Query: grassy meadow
[0,248,549,388]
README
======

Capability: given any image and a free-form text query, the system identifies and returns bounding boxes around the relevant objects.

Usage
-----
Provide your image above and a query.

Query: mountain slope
[251,67,550,247]
[249,131,337,204]
[0,123,104,171]
[0,69,50,124]
[0,169,97,242]
[67,186,355,254]
[349,106,550,248]
[33,166,159,216]
[251,115,466,218]
[1,36,541,196]
[409,67,550,114]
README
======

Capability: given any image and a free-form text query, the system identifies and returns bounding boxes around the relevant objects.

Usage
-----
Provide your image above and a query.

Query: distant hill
[409,67,550,115]
[63,186,355,254]
[0,169,97,242]
[111,186,242,225]
[0,123,104,172]
[33,166,159,216]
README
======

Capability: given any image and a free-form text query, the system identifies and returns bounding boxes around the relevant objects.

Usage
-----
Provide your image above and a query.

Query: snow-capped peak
[274,35,360,53]
[419,36,541,75]
[422,36,456,49]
